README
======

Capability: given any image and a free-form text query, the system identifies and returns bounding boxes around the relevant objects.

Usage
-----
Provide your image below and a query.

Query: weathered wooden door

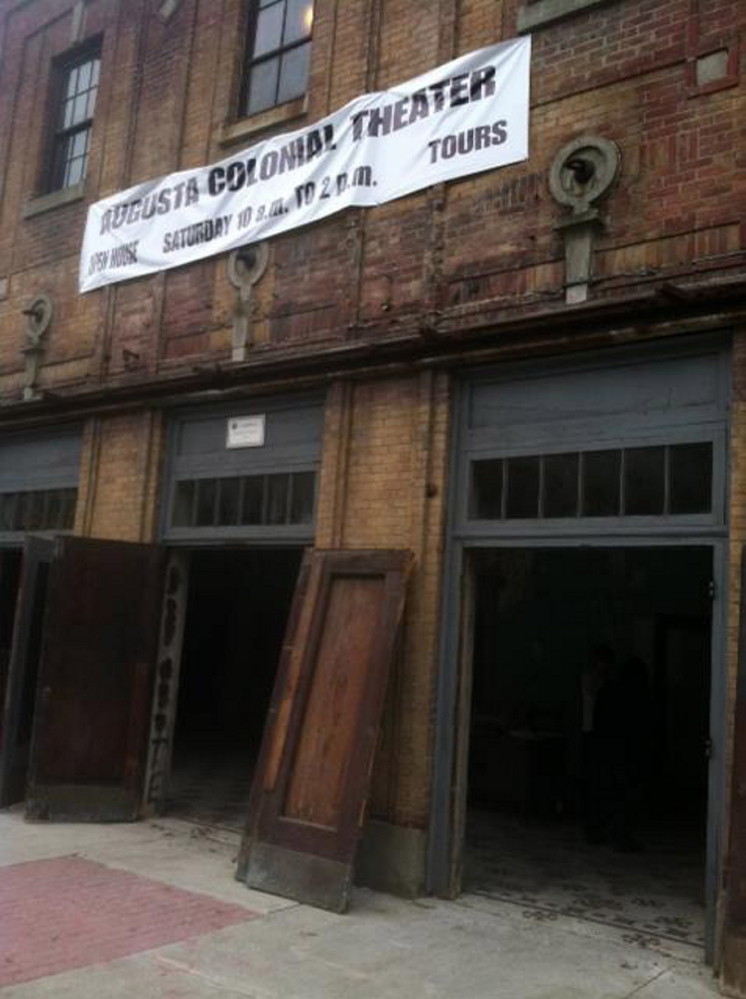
[722,550,746,989]
[24,537,165,821]
[238,549,412,912]
[0,538,53,808]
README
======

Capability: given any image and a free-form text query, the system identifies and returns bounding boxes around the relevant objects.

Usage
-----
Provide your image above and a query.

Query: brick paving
[0,855,259,988]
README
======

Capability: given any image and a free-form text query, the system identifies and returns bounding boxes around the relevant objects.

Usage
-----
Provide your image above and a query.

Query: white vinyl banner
[79,35,531,293]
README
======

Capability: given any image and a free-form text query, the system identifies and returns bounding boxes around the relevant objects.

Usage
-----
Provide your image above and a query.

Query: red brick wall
[0,0,742,393]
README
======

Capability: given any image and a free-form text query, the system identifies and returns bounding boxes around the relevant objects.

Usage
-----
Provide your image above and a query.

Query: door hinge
[709,579,716,600]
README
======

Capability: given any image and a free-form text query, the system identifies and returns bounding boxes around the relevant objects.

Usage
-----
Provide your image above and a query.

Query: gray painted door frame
[144,392,325,814]
[427,341,731,964]
[428,533,727,963]
[159,393,324,547]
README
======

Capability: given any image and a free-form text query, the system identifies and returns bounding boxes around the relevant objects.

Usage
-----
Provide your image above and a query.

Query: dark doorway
[465,546,712,949]
[0,545,45,809]
[167,547,303,830]
[0,549,23,747]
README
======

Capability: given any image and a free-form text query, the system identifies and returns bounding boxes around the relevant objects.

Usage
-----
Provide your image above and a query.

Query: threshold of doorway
[150,815,242,851]
[455,890,705,966]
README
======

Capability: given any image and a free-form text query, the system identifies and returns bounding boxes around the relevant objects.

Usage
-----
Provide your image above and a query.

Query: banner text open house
[79,36,531,294]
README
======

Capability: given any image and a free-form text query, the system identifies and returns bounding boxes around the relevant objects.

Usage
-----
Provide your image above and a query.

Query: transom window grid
[242,0,314,117]
[469,442,714,522]
[171,471,316,529]
[50,52,101,191]
[0,489,77,533]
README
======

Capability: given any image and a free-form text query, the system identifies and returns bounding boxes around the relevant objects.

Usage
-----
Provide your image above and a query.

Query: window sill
[23,182,86,220]
[219,96,308,148]
[517,0,615,33]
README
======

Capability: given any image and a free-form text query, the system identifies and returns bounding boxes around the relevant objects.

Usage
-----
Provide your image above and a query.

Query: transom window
[242,0,314,117]
[50,51,101,191]
[171,471,315,529]
[0,489,77,533]
[470,442,713,521]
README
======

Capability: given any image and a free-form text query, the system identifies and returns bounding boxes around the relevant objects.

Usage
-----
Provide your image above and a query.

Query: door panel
[722,550,746,987]
[0,538,53,808]
[25,537,165,821]
[238,549,412,912]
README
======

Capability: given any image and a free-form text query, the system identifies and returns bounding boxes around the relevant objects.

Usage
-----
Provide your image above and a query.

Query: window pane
[60,490,77,529]
[470,460,503,519]
[90,58,100,87]
[13,494,29,532]
[46,490,62,530]
[284,0,314,44]
[623,446,665,516]
[543,452,579,518]
[253,3,284,56]
[65,65,79,99]
[669,443,712,514]
[26,492,44,531]
[290,472,315,523]
[0,495,16,532]
[62,98,75,129]
[172,481,195,527]
[278,41,311,103]
[64,152,86,187]
[241,476,265,525]
[582,450,621,516]
[195,479,218,527]
[246,58,280,115]
[71,93,89,126]
[505,456,539,519]
[266,474,290,524]
[217,478,241,526]
[72,130,88,157]
[77,60,93,92]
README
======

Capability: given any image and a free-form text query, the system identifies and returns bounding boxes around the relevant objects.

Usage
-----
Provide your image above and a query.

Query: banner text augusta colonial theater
[79,36,531,293]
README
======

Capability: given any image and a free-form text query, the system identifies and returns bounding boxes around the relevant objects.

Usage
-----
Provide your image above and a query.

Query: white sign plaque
[226,415,266,449]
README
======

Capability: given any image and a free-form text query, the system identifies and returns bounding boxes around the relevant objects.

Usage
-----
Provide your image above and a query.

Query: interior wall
[173,547,302,755]
[470,547,712,820]
[0,549,22,746]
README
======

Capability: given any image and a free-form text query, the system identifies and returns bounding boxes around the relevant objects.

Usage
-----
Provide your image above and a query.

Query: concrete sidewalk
[0,811,721,998]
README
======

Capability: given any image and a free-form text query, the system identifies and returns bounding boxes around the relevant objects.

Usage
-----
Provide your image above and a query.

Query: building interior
[166,546,303,830]
[464,546,712,948]
[0,549,22,744]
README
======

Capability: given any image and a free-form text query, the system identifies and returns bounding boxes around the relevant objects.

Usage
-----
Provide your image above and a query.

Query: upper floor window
[49,51,101,192]
[242,0,314,117]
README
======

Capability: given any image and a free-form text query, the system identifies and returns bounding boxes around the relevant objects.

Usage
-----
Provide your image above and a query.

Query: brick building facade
[0,0,745,991]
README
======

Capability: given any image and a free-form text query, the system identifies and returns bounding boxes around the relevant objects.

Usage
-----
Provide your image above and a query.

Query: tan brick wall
[316,371,451,828]
[76,411,165,543]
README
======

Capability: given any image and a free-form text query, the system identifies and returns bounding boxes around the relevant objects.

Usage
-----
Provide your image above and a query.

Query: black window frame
[240,0,314,119]
[46,41,102,194]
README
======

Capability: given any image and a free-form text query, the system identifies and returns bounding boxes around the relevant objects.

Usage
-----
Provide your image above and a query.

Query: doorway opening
[0,544,50,809]
[464,546,712,949]
[166,546,303,830]
[0,549,23,745]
